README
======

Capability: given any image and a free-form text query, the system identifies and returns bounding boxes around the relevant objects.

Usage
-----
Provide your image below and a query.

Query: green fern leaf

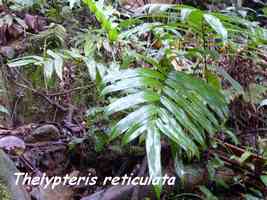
[83,0,119,42]
[103,68,228,194]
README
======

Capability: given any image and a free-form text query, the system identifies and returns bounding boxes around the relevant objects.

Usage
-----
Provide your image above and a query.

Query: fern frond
[83,0,119,42]
[103,68,228,192]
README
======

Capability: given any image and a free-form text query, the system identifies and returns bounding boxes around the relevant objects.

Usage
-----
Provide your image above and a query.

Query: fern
[102,68,228,196]
[83,0,119,42]
[8,50,64,81]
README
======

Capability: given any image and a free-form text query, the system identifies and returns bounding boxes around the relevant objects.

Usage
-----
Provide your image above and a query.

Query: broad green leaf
[164,86,215,134]
[186,9,203,30]
[260,175,267,186]
[8,59,38,67]
[167,79,219,128]
[168,72,228,119]
[190,93,219,127]
[14,0,36,6]
[222,128,239,145]
[156,118,198,156]
[102,77,162,95]
[204,68,222,90]
[96,63,107,79]
[199,186,218,200]
[103,68,165,84]
[43,60,54,80]
[111,105,158,140]
[83,0,118,42]
[146,122,162,199]
[245,194,262,200]
[47,50,64,80]
[0,105,9,115]
[158,107,200,154]
[204,14,228,42]
[103,68,228,199]
[9,55,44,62]
[84,57,97,81]
[122,124,147,145]
[103,69,139,84]
[160,96,205,147]
[238,151,252,164]
[106,91,160,115]
[169,72,226,107]
[108,29,119,42]
[180,8,195,21]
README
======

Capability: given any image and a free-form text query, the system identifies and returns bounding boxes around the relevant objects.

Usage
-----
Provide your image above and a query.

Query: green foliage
[263,7,267,16]
[102,68,228,192]
[199,186,218,200]
[245,193,264,200]
[203,14,228,42]
[8,50,64,81]
[0,105,9,115]
[83,0,119,42]
[9,0,38,9]
[28,24,66,48]
[260,175,267,187]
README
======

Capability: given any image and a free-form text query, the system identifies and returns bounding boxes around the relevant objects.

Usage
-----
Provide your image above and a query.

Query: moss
[0,181,11,200]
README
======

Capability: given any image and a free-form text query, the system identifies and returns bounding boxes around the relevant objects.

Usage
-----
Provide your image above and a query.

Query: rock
[0,136,26,155]
[25,124,60,143]
[0,46,15,59]
[0,150,31,200]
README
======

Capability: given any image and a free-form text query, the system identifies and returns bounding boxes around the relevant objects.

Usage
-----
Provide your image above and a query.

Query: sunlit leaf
[47,50,64,80]
[260,175,267,186]
[106,91,160,115]
[181,8,195,21]
[199,186,218,200]
[84,58,97,81]
[8,59,38,67]
[238,151,252,164]
[43,60,54,80]
[204,14,228,42]
[103,68,228,198]
[146,121,162,199]
[204,68,221,90]
[0,105,9,115]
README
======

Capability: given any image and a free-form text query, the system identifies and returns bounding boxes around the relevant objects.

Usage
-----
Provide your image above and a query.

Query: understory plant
[98,3,267,197]
[102,67,228,197]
